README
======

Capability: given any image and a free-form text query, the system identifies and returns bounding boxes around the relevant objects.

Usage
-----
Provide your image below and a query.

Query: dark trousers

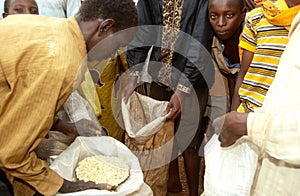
[0,170,13,196]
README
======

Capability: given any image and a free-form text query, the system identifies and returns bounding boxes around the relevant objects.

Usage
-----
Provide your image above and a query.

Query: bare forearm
[54,119,77,136]
[230,78,242,111]
[59,179,114,193]
[231,50,254,111]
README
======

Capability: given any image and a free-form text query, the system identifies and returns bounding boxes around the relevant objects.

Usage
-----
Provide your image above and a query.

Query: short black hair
[4,0,11,13]
[79,0,137,31]
[208,0,245,11]
[239,0,245,11]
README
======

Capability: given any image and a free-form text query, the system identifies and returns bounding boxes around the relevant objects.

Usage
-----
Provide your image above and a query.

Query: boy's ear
[98,18,115,36]
[2,12,8,18]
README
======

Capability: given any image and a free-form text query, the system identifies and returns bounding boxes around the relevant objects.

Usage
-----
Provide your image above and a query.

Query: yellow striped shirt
[238,5,289,112]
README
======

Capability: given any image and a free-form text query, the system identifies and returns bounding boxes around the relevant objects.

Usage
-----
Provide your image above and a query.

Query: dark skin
[222,29,243,101]
[208,0,246,41]
[2,0,39,18]
[212,111,248,147]
[231,50,254,111]
[59,180,116,193]
[209,0,246,106]
[285,0,300,7]
[54,118,107,138]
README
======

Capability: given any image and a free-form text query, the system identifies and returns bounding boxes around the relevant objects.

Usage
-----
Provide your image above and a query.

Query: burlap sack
[122,92,174,196]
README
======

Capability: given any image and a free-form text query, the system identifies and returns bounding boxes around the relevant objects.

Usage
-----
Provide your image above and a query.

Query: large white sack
[202,134,258,196]
[50,136,153,196]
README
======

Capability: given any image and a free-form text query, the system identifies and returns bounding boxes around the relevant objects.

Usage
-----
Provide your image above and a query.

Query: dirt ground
[166,155,205,196]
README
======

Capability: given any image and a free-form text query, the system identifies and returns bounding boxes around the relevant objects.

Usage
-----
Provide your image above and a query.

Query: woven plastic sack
[122,92,174,196]
[202,134,258,196]
[50,136,153,196]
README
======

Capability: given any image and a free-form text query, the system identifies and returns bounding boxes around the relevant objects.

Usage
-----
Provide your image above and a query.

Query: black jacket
[126,0,214,90]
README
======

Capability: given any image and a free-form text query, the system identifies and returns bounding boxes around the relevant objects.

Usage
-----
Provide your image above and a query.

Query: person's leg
[167,157,182,192]
[167,133,182,192]
[167,102,185,193]
[181,87,208,195]
[183,146,200,196]
[147,83,183,193]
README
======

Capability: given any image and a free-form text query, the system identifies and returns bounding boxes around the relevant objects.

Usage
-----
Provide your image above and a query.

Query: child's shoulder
[247,7,265,20]
[245,7,268,29]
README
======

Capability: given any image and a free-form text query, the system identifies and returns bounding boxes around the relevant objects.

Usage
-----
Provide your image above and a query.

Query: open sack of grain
[121,91,173,196]
[50,136,153,196]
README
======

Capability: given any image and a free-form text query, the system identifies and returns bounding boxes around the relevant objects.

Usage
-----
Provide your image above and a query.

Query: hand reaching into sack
[55,118,108,137]
[74,119,108,137]
[35,119,108,161]
[58,179,116,193]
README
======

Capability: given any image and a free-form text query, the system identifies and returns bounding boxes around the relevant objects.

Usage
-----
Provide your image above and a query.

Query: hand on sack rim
[212,111,248,147]
[121,76,138,104]
[166,90,185,120]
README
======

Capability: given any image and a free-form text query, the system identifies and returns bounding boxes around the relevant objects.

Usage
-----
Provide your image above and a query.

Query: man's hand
[166,90,185,120]
[54,119,79,137]
[75,119,108,136]
[122,76,138,104]
[58,179,116,193]
[55,118,107,138]
[212,111,249,147]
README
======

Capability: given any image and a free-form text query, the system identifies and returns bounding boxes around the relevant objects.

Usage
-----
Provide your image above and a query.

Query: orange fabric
[254,0,300,30]
[92,50,128,141]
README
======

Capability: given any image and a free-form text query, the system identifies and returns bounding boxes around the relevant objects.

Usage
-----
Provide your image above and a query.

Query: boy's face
[209,0,245,41]
[7,0,38,15]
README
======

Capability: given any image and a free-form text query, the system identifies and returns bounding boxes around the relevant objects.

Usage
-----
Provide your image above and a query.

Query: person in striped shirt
[231,0,300,112]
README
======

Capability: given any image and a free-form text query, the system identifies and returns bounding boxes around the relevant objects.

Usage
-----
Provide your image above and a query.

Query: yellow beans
[75,155,129,187]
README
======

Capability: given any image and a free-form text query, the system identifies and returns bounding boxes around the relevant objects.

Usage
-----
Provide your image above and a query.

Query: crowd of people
[0,0,300,195]
[0,0,137,195]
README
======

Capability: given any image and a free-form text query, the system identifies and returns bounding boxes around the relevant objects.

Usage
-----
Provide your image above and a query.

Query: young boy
[206,0,246,124]
[2,0,38,17]
[231,0,300,112]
